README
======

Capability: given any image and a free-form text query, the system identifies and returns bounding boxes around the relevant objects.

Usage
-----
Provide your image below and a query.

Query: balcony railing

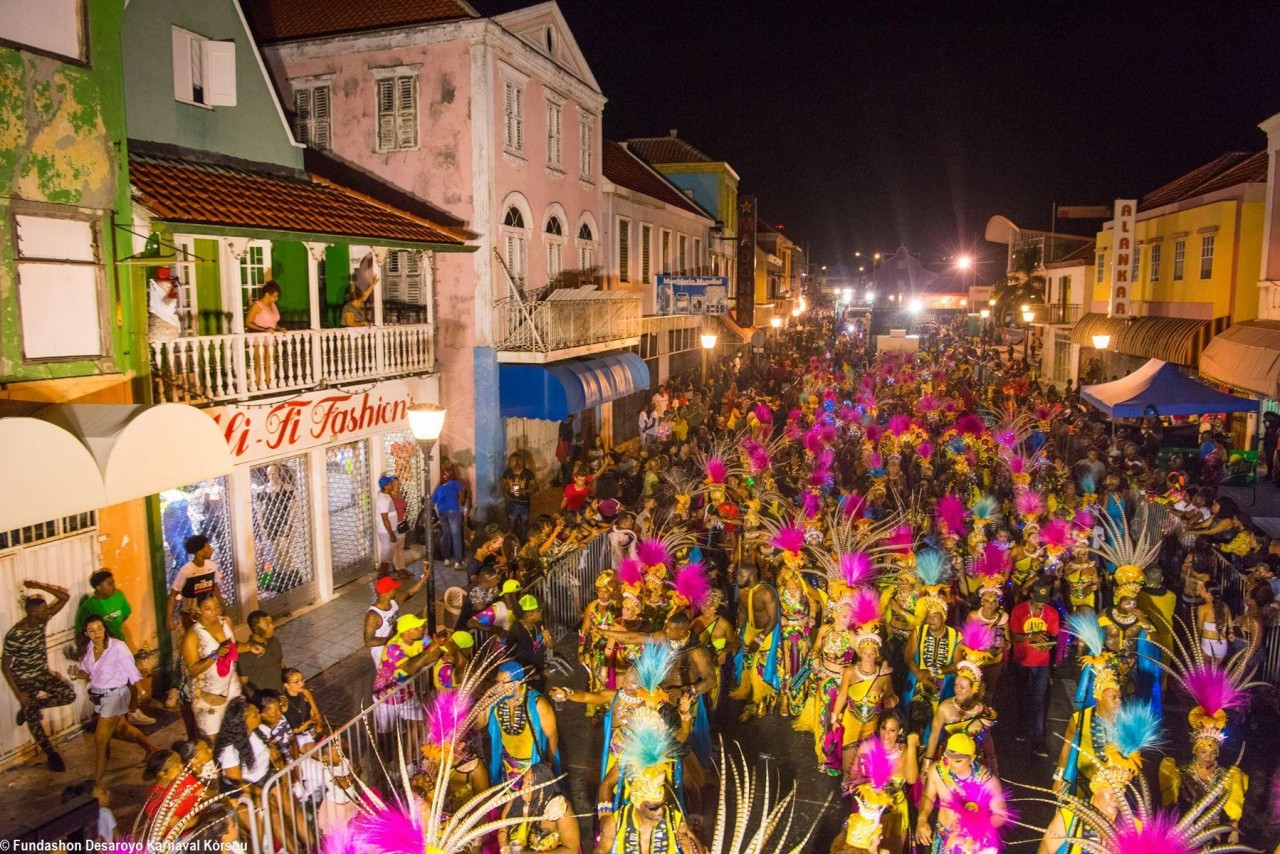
[149,323,435,404]
[1042,303,1082,325]
[494,287,642,359]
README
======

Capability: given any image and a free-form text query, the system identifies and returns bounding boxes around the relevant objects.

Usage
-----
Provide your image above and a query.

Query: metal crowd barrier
[527,530,612,640]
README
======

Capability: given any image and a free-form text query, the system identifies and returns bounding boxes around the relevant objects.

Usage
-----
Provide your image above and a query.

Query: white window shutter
[406,251,422,303]
[504,82,514,148]
[202,39,237,106]
[313,86,331,150]
[377,78,395,151]
[514,87,523,151]
[172,28,192,101]
[396,76,416,148]
[294,88,312,145]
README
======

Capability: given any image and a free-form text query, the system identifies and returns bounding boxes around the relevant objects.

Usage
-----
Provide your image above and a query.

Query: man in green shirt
[75,569,132,641]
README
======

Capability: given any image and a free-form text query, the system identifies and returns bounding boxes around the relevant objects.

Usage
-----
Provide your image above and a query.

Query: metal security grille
[159,478,238,620]
[383,431,424,527]
[327,441,374,589]
[251,456,314,614]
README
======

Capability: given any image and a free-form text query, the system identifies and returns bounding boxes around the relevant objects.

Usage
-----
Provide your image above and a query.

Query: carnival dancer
[794,593,857,774]
[486,662,560,785]
[841,714,919,854]
[964,569,1010,688]
[593,714,703,854]
[902,550,957,734]
[1055,611,1121,797]
[828,588,896,779]
[923,635,998,777]
[1061,540,1099,614]
[579,570,620,717]
[730,561,780,722]
[690,589,736,716]
[1093,505,1161,705]
[772,523,822,717]
[913,732,1008,853]
[498,763,580,854]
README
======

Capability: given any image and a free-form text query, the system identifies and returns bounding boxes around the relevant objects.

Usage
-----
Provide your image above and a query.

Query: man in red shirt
[1008,580,1059,757]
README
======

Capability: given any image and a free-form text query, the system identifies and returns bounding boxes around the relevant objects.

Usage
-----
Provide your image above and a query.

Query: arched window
[504,207,525,229]
[546,217,563,236]
[577,223,593,240]
[578,222,596,270]
[545,216,565,278]
[500,204,529,283]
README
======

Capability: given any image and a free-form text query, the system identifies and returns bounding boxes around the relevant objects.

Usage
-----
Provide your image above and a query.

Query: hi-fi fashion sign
[209,379,426,462]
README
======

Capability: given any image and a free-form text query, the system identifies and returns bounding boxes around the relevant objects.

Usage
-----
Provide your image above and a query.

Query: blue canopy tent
[1081,358,1257,418]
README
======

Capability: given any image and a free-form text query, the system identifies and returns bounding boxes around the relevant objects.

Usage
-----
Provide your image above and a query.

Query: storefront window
[383,431,424,527]
[327,441,374,589]
[159,477,238,620]
[250,455,314,614]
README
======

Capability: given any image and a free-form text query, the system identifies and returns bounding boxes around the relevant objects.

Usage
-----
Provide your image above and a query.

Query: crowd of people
[6,307,1280,853]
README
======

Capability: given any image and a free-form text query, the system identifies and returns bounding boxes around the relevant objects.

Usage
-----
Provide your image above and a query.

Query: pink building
[251,0,647,509]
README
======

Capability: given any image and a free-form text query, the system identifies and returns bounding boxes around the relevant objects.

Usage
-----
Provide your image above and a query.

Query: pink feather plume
[754,403,773,424]
[939,778,1010,853]
[956,413,986,435]
[618,557,644,587]
[959,618,997,654]
[858,735,896,791]
[1184,662,1249,718]
[1038,518,1072,549]
[842,492,866,520]
[996,428,1017,448]
[1014,489,1045,518]
[741,438,770,474]
[885,524,913,554]
[704,457,727,484]
[784,422,804,442]
[636,538,672,568]
[353,804,421,854]
[1072,509,1094,530]
[918,394,938,414]
[770,523,806,556]
[425,689,471,747]
[804,426,825,455]
[865,423,883,443]
[849,585,882,627]
[840,552,874,588]
[887,414,913,437]
[788,408,803,423]
[802,491,822,520]
[673,562,711,611]
[1111,811,1195,854]
[935,494,967,533]
[917,439,934,461]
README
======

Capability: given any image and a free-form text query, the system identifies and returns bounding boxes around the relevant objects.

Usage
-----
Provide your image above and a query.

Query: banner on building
[656,275,730,316]
[208,378,433,463]
[736,195,757,328]
[1109,199,1137,316]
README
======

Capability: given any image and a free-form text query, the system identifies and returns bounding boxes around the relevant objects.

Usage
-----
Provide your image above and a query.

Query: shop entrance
[251,455,316,616]
[327,440,374,589]
[160,477,239,621]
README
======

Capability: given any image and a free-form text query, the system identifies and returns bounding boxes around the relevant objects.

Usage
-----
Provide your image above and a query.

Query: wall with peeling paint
[0,0,143,384]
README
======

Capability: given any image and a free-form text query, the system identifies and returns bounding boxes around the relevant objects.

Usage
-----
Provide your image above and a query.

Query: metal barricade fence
[527,530,612,641]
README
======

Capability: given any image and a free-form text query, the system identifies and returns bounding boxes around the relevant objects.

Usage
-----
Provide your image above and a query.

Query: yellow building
[1074,151,1267,377]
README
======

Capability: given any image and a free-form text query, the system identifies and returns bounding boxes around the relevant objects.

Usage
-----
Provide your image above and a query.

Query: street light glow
[1022,309,1035,323]
[866,291,875,303]
[701,332,718,349]
[1092,334,1111,350]
[770,316,782,329]
[407,403,447,443]
[908,297,924,314]
[979,309,990,319]
[842,288,853,301]
[956,255,972,271]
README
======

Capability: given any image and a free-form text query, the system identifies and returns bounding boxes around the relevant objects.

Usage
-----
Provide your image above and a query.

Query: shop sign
[209,380,418,462]
[656,276,730,315]
[1109,199,1137,316]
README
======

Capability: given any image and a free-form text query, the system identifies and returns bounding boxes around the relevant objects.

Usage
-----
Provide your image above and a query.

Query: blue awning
[499,353,651,420]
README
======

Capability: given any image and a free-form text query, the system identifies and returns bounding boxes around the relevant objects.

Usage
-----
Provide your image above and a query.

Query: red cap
[374,576,402,595]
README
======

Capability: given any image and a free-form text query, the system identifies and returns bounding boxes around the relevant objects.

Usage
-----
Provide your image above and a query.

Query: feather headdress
[672,561,711,612]
[769,522,807,558]
[1152,617,1265,749]
[913,548,951,588]
[710,740,826,854]
[636,538,673,572]
[1014,488,1045,521]
[844,737,897,850]
[704,456,729,486]
[1091,502,1159,598]
[934,494,967,536]
[633,640,676,702]
[618,712,676,805]
[618,557,644,588]
[1095,700,1163,790]
[884,523,914,555]
[838,552,875,589]
[848,585,883,631]
[1065,609,1107,659]
[740,437,771,475]
[939,777,1010,854]
[970,494,1001,528]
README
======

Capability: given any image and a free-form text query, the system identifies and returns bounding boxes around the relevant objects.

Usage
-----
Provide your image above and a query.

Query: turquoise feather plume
[1104,700,1164,759]
[1065,609,1106,658]
[633,640,676,696]
[914,549,951,587]
[970,494,1000,526]
[619,712,675,779]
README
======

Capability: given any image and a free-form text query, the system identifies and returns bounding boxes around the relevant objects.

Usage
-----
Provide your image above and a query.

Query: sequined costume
[793,625,854,771]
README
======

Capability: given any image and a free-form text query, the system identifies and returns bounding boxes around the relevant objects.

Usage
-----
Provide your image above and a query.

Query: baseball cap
[379,474,398,489]
[945,733,976,756]
[396,613,426,634]
[517,594,540,611]
[1030,581,1052,603]
[450,631,475,650]
[374,576,402,595]
[500,579,521,594]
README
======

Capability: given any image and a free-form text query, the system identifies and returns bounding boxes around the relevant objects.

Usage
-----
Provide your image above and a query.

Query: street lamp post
[407,402,446,632]
[1091,334,1111,381]
[700,329,718,384]
[1021,307,1035,364]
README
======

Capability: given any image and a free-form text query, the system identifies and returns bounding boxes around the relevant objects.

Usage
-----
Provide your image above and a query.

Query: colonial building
[122,0,469,620]
[252,0,649,507]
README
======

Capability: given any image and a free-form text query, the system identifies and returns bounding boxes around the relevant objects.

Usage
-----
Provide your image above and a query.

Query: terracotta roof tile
[129,152,465,246]
[603,140,707,218]
[244,0,474,43]
[626,134,713,165]
[1138,151,1263,211]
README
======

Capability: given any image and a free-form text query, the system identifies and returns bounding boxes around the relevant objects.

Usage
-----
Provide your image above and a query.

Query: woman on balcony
[341,281,374,328]
[246,282,282,389]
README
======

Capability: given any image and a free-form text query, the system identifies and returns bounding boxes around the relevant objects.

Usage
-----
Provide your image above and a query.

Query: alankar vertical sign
[1110,199,1137,316]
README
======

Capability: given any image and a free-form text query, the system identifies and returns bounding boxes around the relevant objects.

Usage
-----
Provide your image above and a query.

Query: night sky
[479,0,1280,275]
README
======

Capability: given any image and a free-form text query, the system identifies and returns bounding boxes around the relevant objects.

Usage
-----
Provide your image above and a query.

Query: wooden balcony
[149,324,435,404]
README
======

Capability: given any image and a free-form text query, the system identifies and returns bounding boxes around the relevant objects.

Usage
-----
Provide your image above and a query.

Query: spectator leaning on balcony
[341,278,375,328]
[246,282,282,332]
[148,266,182,342]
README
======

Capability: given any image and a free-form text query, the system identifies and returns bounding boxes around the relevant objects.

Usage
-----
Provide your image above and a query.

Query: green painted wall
[324,244,351,327]
[271,240,309,315]
[0,0,143,382]
[121,0,302,169]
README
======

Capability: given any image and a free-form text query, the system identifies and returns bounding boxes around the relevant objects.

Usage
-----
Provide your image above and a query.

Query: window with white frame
[545,216,564,278]
[678,234,688,273]
[1200,235,1215,279]
[546,100,562,168]
[293,84,331,150]
[375,71,418,152]
[578,222,595,270]
[502,207,528,284]
[171,27,236,107]
[2,0,86,63]
[618,217,630,283]
[1173,240,1186,281]
[579,113,594,179]
[384,250,424,303]
[1130,245,1139,284]
[660,229,671,275]
[504,79,524,154]
[1149,243,1161,281]
[1095,251,1105,285]
[13,212,105,359]
[693,237,702,273]
[640,224,652,283]
[239,243,271,306]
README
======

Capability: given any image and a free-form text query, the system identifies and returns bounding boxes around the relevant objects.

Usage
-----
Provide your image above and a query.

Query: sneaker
[46,753,66,773]
[127,709,157,726]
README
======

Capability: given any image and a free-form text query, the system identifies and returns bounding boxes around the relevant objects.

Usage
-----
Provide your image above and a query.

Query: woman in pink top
[245,282,283,388]
[71,615,157,783]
